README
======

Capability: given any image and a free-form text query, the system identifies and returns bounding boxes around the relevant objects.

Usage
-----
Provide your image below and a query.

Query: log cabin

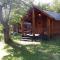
[18,6,60,38]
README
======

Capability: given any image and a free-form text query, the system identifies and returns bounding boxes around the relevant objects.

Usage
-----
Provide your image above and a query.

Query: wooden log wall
[52,21,60,35]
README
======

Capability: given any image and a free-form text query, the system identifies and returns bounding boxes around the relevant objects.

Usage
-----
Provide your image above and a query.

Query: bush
[0,24,3,33]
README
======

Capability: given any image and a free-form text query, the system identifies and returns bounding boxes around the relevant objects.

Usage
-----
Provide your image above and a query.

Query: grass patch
[11,33,22,42]
[2,36,60,60]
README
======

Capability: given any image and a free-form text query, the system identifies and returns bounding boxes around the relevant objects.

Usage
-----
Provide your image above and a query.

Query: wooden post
[21,19,24,36]
[47,18,51,39]
[32,8,35,36]
[52,20,53,38]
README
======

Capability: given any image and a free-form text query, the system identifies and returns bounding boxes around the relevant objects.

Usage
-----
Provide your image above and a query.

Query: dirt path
[0,41,8,60]
[0,40,40,60]
[16,40,41,45]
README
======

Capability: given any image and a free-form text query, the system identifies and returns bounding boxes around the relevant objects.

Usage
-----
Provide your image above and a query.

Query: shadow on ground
[2,36,60,60]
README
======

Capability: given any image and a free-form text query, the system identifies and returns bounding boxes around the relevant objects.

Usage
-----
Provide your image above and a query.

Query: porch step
[22,37,30,39]
[21,39,31,41]
[21,36,31,41]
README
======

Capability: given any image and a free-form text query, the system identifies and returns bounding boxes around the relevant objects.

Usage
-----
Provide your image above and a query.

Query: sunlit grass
[2,36,60,60]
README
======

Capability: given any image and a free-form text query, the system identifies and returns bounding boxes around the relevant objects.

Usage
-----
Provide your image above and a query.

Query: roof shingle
[45,11,60,20]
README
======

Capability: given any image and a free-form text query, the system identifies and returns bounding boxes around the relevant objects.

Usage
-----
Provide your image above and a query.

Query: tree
[50,0,60,12]
[0,0,12,43]
[0,0,33,44]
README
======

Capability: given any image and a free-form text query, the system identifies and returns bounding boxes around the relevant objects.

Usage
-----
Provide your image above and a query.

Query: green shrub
[0,24,3,33]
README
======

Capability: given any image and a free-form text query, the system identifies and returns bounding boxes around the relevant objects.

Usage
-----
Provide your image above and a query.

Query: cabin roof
[31,6,60,20]
[45,11,60,20]
[23,6,60,21]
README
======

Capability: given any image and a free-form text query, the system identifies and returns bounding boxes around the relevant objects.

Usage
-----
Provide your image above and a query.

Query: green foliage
[38,0,60,13]
[47,0,60,12]
[9,1,30,24]
[0,33,4,41]
[10,14,21,24]
[40,4,50,10]
[11,33,22,41]
[0,24,4,41]
[0,24,3,33]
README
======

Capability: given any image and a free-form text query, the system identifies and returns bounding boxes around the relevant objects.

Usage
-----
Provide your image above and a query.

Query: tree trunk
[3,23,12,44]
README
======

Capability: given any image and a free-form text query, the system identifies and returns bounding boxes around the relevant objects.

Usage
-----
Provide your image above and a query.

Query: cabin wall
[52,20,60,35]
[36,17,57,36]
[35,13,42,34]
[35,19,43,34]
[35,14,47,34]
[47,19,60,36]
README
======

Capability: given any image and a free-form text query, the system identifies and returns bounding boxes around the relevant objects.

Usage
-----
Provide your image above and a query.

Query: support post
[21,19,24,36]
[32,8,35,36]
[52,20,53,38]
[47,18,51,40]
